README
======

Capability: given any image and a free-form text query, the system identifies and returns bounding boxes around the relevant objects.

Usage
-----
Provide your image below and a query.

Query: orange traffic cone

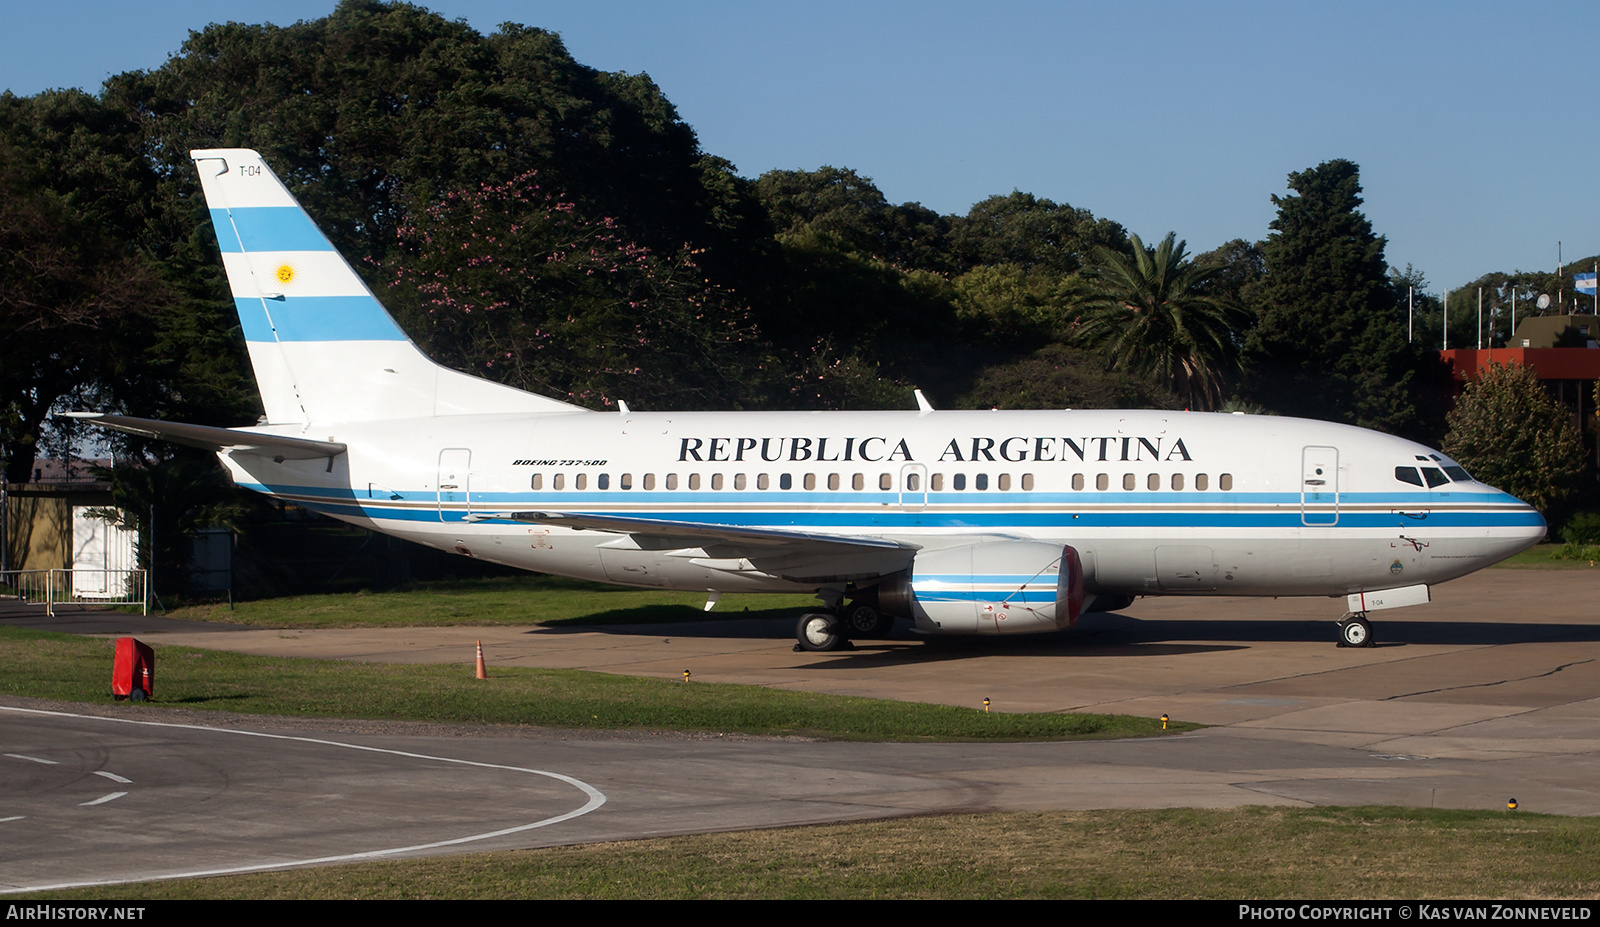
[475,640,488,679]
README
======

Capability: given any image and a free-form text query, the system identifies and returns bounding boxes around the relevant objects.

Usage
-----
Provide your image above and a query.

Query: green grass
[0,627,1180,741]
[25,806,1600,899]
[157,544,1593,630]
[1496,543,1600,569]
[162,576,812,628]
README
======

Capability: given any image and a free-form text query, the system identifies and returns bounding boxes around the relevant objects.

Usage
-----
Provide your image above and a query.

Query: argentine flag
[1576,272,1597,295]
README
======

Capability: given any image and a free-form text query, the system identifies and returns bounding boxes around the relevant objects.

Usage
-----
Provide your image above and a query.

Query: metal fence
[0,569,147,616]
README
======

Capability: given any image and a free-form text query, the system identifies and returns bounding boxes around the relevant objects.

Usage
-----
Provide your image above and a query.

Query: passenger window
[932,473,944,491]
[1022,474,1034,491]
[712,473,724,490]
[734,473,747,490]
[757,473,770,490]
[1421,467,1449,488]
[998,474,1011,491]
[1195,473,1208,491]
[852,473,865,491]
[1171,473,1184,491]
[1395,467,1424,487]
[1072,473,1085,491]
[531,474,542,490]
[954,473,967,491]
[1219,473,1233,491]
[1122,473,1136,491]
[665,473,677,490]
[688,473,701,490]
[906,473,921,491]
[574,474,587,490]
[1096,473,1109,491]
[779,473,791,490]
[976,473,989,490]
[620,473,632,490]
[879,473,892,490]
[828,473,840,491]
[642,473,654,490]
[803,473,815,490]
[1147,473,1160,491]
[553,474,565,490]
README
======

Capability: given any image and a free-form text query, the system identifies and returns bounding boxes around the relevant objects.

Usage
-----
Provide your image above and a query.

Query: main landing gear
[795,611,849,652]
[794,597,894,652]
[1337,613,1374,648]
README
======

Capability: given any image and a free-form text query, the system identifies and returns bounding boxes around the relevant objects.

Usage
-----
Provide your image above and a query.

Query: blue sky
[4,1,1597,305]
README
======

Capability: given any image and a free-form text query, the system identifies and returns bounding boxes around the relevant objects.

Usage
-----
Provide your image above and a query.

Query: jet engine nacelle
[878,541,1084,635]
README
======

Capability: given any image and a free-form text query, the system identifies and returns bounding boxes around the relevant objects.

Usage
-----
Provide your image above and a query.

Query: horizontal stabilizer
[64,413,346,459]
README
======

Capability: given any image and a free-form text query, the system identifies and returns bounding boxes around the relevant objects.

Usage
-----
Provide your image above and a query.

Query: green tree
[109,1,768,290]
[957,344,1181,411]
[754,166,951,272]
[1441,362,1585,516]
[0,138,179,482]
[0,87,261,481]
[1069,232,1251,411]
[949,264,1090,347]
[949,191,1126,276]
[1194,239,1266,302]
[1244,160,1420,434]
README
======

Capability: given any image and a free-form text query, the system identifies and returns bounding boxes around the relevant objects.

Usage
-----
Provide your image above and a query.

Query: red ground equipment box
[112,637,155,701]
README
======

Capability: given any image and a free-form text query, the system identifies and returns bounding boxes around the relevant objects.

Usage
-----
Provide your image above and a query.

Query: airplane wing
[465,510,920,583]
[63,413,347,460]
[470,510,914,549]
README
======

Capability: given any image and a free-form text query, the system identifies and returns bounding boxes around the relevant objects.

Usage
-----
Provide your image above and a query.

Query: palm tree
[1069,232,1251,411]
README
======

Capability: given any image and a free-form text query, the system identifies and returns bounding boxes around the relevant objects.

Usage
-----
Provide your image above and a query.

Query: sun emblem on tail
[275,264,295,285]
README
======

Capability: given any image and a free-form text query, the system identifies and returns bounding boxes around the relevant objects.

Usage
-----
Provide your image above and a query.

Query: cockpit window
[1443,465,1472,482]
[1420,467,1449,488]
[1395,467,1424,487]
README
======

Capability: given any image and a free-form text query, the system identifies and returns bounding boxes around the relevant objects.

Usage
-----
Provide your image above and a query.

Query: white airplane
[74,149,1546,652]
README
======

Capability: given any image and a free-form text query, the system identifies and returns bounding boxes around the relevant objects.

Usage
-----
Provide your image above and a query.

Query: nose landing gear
[1337,613,1374,648]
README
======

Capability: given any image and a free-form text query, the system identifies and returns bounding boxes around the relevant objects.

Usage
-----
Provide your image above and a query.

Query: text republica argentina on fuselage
[676,435,1195,464]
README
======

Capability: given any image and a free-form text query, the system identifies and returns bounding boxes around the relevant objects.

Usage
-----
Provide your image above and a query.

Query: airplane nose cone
[1492,489,1547,558]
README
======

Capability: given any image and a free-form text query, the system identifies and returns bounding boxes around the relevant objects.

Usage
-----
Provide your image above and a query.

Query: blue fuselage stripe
[234,482,1542,530]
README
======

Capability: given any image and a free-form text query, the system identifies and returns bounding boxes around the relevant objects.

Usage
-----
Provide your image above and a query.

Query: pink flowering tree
[384,172,764,410]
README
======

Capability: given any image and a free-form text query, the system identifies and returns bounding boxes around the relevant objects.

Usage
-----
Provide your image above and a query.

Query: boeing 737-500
[73,149,1546,652]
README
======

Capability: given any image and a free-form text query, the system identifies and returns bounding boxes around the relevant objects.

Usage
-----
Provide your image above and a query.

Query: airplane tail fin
[190,149,581,425]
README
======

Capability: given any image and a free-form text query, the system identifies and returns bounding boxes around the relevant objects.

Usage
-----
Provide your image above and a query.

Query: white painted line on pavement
[0,704,608,895]
[80,792,127,806]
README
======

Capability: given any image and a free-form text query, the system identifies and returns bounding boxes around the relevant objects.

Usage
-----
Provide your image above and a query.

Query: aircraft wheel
[844,603,892,639]
[796,612,847,652]
[1339,616,1373,648]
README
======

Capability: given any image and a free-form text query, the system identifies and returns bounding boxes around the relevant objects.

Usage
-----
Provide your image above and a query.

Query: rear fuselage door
[437,448,472,521]
[1301,445,1339,526]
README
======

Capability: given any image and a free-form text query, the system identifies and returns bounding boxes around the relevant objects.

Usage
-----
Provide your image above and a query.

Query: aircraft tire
[1339,616,1374,648]
[796,612,847,652]
[844,603,893,639]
